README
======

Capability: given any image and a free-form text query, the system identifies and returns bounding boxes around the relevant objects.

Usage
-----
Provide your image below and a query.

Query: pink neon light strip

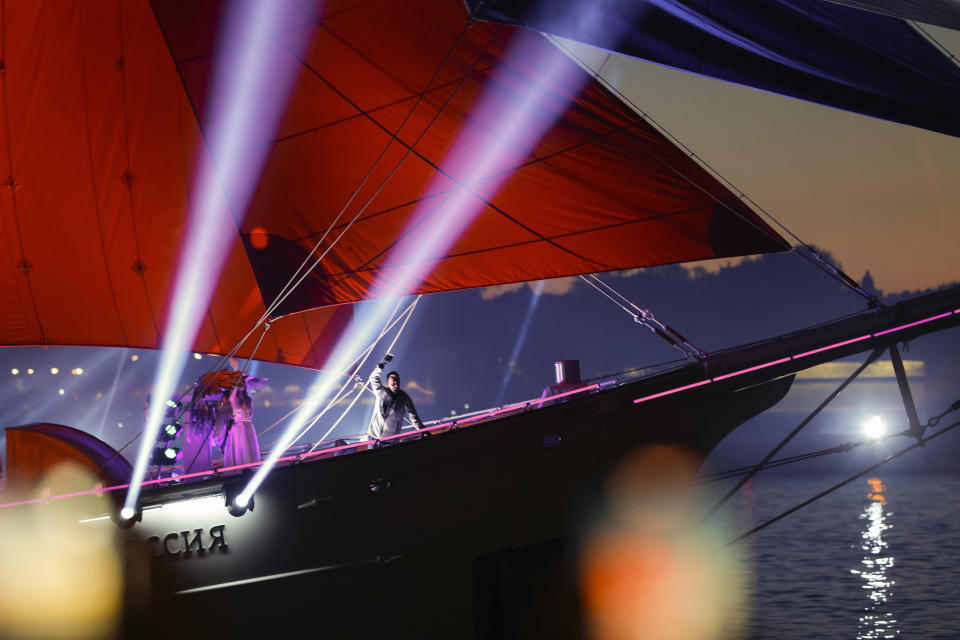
[5,308,956,507]
[632,379,712,404]
[713,357,792,381]
[872,311,953,337]
[793,334,872,359]
[631,309,959,405]
[8,309,958,509]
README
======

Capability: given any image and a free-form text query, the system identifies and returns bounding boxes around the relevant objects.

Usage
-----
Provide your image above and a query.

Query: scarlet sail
[0,0,786,367]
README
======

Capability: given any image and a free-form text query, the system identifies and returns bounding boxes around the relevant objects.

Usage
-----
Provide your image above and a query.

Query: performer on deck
[367,353,425,442]
[222,377,261,467]
[183,385,215,472]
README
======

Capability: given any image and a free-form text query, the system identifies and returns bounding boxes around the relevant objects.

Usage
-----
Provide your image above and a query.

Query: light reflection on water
[852,477,900,639]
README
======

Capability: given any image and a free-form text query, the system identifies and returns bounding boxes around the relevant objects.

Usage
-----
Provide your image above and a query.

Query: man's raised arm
[367,353,394,391]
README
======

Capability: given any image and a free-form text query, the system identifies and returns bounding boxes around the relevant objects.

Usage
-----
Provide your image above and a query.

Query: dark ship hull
[129,368,793,638]
[9,285,958,638]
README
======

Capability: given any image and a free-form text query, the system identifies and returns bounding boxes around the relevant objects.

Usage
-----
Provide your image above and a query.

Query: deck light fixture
[224,481,254,517]
[163,422,183,438]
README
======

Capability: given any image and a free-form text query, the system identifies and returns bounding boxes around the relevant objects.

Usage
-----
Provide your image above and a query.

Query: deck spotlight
[223,481,254,517]
[113,505,141,529]
[150,446,183,466]
[863,415,886,439]
[163,422,183,438]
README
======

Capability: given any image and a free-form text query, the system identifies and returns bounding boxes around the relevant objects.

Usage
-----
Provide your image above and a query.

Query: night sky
[1,22,959,480]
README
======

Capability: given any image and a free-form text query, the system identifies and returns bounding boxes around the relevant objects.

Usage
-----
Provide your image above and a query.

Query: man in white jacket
[367,353,425,442]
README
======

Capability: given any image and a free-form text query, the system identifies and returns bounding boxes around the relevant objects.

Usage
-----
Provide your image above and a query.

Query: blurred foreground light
[50,367,59,375]
[863,415,886,440]
[580,446,749,640]
[0,464,123,638]
[10,368,18,375]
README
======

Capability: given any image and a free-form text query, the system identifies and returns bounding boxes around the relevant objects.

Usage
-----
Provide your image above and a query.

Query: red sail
[0,0,786,367]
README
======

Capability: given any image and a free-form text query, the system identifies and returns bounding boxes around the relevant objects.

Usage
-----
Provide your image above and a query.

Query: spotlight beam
[123,0,315,514]
[496,280,546,406]
[238,2,622,503]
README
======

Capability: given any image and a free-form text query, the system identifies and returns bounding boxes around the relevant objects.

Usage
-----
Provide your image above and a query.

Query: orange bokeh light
[249,226,269,250]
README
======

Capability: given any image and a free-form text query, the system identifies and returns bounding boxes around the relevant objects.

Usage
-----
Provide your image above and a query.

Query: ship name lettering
[145,524,228,558]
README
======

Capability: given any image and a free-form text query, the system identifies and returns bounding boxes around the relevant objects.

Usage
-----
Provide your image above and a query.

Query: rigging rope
[704,347,883,519]
[547,35,879,308]
[704,395,960,486]
[209,19,500,377]
[253,298,417,439]
[144,17,492,432]
[910,21,960,70]
[261,297,408,447]
[725,418,960,547]
[295,295,422,453]
[264,296,421,451]
[578,274,706,361]
[696,430,903,484]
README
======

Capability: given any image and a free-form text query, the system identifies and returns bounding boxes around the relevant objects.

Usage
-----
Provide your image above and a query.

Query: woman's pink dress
[223,392,261,467]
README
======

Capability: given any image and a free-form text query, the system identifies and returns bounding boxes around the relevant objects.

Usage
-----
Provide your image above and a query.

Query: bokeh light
[0,464,123,639]
[580,446,749,640]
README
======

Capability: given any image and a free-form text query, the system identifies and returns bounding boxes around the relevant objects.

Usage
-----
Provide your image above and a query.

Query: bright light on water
[853,478,899,639]
[863,415,886,439]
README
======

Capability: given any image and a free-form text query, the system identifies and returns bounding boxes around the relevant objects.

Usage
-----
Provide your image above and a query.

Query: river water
[727,474,960,639]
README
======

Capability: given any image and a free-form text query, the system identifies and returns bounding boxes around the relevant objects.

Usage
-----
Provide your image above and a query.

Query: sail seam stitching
[78,2,130,347]
[316,204,714,287]
[116,0,162,345]
[0,0,46,344]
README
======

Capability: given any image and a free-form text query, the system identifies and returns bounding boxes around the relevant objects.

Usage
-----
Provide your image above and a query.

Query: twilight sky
[560,24,960,294]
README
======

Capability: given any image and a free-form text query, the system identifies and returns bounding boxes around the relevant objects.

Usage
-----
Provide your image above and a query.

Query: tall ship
[0,1,958,637]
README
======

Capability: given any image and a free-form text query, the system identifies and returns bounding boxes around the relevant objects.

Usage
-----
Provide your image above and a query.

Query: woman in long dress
[222,378,261,467]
